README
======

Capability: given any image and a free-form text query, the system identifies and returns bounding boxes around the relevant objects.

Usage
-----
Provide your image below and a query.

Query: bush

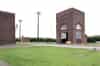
[87,35,100,43]
[87,37,96,43]
[93,36,100,41]
[16,38,20,41]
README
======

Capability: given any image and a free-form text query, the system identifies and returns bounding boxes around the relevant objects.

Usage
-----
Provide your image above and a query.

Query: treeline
[16,36,100,43]
[30,38,56,42]
[16,38,56,42]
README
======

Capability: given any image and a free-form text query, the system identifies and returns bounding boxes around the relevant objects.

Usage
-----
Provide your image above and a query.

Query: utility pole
[37,11,40,40]
[19,19,22,41]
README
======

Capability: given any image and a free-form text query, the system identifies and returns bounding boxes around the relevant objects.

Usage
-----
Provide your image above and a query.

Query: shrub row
[16,38,56,42]
[30,38,56,42]
[87,35,100,43]
[16,36,100,43]
[92,36,100,41]
[16,38,20,41]
[87,37,96,43]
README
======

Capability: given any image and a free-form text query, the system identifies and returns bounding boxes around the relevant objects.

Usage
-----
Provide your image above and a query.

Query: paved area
[32,43,100,50]
[0,60,10,66]
[0,44,16,48]
[0,43,100,51]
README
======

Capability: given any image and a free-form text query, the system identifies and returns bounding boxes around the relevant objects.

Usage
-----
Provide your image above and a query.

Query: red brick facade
[0,11,15,44]
[56,8,87,44]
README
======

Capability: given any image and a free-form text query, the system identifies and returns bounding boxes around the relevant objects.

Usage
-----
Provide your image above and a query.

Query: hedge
[30,38,56,42]
[87,37,96,43]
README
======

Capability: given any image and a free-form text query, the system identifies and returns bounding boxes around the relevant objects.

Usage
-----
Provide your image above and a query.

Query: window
[61,32,66,39]
[76,24,81,30]
[75,31,81,39]
[61,25,67,30]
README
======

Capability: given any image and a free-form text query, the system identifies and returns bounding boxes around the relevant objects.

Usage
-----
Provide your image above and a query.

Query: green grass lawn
[0,46,100,66]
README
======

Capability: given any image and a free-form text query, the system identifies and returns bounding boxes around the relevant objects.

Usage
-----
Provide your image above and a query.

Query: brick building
[56,8,87,44]
[0,11,15,44]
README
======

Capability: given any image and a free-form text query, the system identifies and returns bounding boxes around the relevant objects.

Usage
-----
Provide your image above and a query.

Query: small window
[61,32,66,39]
[76,24,81,30]
[61,25,67,30]
[75,31,81,39]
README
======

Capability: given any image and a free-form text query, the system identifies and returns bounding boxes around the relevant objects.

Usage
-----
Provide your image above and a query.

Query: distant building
[0,11,15,44]
[56,8,87,44]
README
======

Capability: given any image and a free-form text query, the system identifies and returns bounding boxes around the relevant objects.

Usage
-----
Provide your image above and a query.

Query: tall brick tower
[0,11,15,44]
[56,8,87,44]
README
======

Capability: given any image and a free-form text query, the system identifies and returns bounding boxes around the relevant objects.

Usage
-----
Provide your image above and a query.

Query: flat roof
[0,10,15,15]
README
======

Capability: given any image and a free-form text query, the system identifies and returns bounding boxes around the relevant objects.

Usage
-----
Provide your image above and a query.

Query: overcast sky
[0,0,99,38]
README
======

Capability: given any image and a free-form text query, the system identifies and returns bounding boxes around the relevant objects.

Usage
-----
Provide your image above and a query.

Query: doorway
[75,31,82,43]
[61,32,68,43]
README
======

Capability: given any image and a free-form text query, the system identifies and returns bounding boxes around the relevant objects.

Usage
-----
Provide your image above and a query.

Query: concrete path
[0,43,100,51]
[32,43,100,50]
[0,60,10,66]
[0,44,16,48]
